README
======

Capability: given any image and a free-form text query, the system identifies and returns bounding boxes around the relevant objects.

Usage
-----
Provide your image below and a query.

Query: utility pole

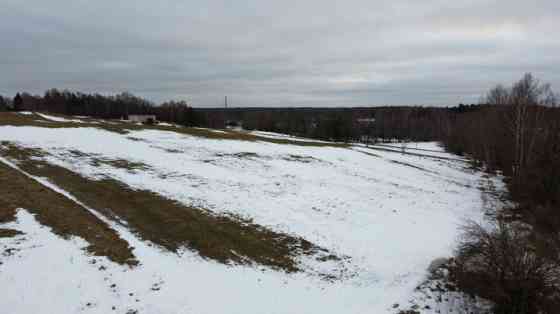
[224,96,228,128]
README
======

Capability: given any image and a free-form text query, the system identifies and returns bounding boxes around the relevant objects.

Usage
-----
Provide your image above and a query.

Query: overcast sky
[1,0,559,107]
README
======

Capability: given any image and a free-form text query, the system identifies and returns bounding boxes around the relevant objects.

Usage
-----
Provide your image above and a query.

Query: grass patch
[60,149,152,172]
[0,143,336,273]
[163,148,183,153]
[0,229,23,238]
[0,158,137,266]
[282,154,319,163]
[126,136,149,143]
[215,152,262,159]
[0,112,84,128]
[0,205,17,224]
[90,158,152,172]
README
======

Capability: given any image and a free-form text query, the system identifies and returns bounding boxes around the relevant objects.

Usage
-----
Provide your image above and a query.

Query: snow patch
[36,113,84,123]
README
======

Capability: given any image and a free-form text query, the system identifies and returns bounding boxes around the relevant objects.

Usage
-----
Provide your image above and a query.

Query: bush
[143,117,156,125]
[451,220,560,314]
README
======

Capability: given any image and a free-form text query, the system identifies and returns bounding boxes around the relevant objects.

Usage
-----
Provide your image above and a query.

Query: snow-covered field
[0,125,504,314]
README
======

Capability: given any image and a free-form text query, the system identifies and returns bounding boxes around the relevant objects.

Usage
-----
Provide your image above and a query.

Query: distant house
[128,114,157,124]
[225,119,243,129]
[356,118,376,126]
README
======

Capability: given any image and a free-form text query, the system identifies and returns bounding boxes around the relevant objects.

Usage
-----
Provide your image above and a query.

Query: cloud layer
[1,0,559,106]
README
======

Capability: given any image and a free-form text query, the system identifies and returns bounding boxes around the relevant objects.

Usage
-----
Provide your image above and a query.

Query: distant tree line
[0,90,456,143]
[0,89,213,127]
[194,106,449,143]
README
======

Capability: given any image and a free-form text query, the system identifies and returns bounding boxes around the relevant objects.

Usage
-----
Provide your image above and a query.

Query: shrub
[451,220,560,314]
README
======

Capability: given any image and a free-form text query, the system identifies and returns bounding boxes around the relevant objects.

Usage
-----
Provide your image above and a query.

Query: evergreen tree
[13,93,23,111]
[0,96,7,111]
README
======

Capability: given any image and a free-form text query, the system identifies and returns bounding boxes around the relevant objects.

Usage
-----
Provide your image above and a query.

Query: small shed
[356,118,376,126]
[128,115,157,124]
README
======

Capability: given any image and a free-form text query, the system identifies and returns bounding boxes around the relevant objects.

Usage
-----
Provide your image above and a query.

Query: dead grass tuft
[283,154,320,163]
[0,229,23,238]
[90,158,152,172]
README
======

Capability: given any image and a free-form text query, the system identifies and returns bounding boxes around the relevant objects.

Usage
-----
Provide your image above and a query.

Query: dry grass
[0,143,334,272]
[60,150,151,172]
[0,229,23,238]
[0,204,17,224]
[0,111,82,128]
[283,154,320,163]
[0,112,348,148]
[0,203,21,239]
[0,159,137,265]
[91,158,152,172]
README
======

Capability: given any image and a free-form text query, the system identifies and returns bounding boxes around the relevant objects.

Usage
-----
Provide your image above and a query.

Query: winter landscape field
[0,112,504,314]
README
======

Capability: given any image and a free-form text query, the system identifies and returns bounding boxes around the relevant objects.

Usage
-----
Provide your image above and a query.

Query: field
[0,112,505,314]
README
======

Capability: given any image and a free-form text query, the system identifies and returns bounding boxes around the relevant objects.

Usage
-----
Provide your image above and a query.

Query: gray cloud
[1,0,559,106]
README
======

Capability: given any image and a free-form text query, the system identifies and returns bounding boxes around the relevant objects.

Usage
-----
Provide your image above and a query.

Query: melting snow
[35,113,84,123]
[0,126,505,313]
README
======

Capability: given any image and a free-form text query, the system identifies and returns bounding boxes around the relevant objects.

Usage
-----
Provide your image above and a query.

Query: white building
[128,115,157,124]
[356,118,376,126]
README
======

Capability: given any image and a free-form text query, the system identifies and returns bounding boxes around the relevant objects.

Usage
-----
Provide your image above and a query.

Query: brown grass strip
[0,144,333,272]
[0,229,23,238]
[0,160,137,265]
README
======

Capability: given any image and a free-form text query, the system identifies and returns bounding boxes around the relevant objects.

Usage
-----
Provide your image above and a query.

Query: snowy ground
[354,143,467,161]
[374,141,443,151]
[248,130,333,143]
[0,125,504,314]
[35,112,85,123]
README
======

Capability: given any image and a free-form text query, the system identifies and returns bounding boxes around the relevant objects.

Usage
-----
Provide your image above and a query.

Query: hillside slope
[0,112,505,314]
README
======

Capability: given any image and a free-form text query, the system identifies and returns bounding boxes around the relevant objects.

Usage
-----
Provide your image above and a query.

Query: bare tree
[486,74,557,181]
[453,220,560,314]
[485,84,510,105]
